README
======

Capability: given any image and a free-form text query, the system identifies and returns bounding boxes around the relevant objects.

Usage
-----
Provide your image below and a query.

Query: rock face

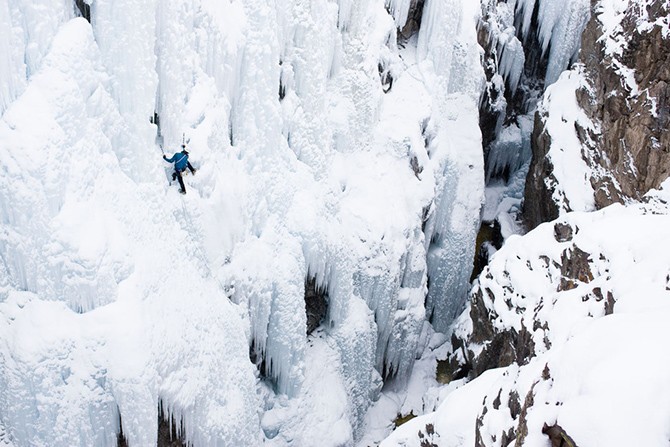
[524,0,670,229]
[522,111,561,229]
[398,0,424,40]
[579,0,670,207]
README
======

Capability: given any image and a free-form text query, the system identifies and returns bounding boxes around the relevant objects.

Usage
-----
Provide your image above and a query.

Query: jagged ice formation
[0,0,486,445]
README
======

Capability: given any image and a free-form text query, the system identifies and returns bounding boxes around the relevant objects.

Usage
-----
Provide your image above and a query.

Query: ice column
[91,0,160,181]
[418,0,485,332]
[513,0,590,85]
[0,0,73,114]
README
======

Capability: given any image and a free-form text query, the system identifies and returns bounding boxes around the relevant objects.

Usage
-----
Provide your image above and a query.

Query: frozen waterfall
[0,0,485,446]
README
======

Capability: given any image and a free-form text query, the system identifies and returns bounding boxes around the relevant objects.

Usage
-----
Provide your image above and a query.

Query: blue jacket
[164,151,189,170]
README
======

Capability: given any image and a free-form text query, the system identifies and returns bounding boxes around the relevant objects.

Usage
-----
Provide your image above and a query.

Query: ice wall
[489,1,525,95]
[485,115,533,182]
[418,0,485,332]
[90,0,159,182]
[0,17,129,312]
[0,0,20,114]
[0,17,261,447]
[0,0,487,445]
[0,0,73,114]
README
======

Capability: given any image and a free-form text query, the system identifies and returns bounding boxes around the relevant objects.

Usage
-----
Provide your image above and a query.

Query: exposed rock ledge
[524,0,670,229]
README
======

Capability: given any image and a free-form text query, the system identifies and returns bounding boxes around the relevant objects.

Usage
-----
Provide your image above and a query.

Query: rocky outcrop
[451,284,536,378]
[398,0,425,40]
[579,0,670,207]
[542,423,578,447]
[404,195,670,447]
[471,365,580,447]
[446,215,615,381]
[524,0,670,229]
[522,111,561,229]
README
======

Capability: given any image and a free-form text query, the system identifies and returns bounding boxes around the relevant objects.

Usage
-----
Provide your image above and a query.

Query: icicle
[385,0,413,29]
[540,0,591,85]
[511,0,590,85]
[485,120,533,182]
[337,0,354,30]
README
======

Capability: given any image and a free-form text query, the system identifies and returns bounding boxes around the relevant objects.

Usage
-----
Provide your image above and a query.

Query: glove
[162,155,167,159]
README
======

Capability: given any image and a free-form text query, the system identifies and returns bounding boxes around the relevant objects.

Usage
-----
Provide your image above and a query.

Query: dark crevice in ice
[74,0,91,23]
[305,276,328,336]
[157,402,188,447]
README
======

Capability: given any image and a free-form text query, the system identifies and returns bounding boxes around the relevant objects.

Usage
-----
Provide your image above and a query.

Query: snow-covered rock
[524,0,670,228]
[385,184,670,446]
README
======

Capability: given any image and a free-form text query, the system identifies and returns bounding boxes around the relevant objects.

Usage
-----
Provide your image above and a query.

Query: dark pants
[172,162,196,192]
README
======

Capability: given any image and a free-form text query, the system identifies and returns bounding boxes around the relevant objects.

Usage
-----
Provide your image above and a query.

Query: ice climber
[163,146,196,194]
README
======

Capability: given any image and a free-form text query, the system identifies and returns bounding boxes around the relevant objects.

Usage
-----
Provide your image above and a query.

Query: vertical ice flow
[0,0,491,445]
[418,0,485,332]
[513,0,590,85]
